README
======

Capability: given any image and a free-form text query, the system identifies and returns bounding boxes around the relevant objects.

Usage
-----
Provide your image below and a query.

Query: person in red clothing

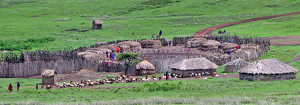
[236,45,239,49]
[8,83,13,92]
[36,84,38,90]
[166,71,169,80]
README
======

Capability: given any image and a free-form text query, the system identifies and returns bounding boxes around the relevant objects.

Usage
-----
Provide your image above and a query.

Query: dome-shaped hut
[136,60,155,75]
[224,58,250,73]
[42,69,57,85]
[170,58,219,77]
[239,59,298,81]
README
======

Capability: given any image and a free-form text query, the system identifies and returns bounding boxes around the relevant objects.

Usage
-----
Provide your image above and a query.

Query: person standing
[169,41,172,47]
[109,52,112,60]
[36,84,38,91]
[159,30,162,36]
[106,51,108,58]
[132,32,134,36]
[166,71,169,80]
[17,82,20,91]
[236,45,239,49]
[111,53,115,61]
[8,83,13,92]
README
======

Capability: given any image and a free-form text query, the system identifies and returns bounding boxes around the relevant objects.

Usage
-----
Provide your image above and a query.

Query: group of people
[8,82,21,92]
[8,82,40,92]
[227,45,241,55]
[152,30,163,39]
[166,41,172,47]
[106,51,115,61]
[218,30,226,34]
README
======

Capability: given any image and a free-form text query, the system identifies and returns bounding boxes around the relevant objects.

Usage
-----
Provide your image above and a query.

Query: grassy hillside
[0,0,300,51]
[212,14,300,37]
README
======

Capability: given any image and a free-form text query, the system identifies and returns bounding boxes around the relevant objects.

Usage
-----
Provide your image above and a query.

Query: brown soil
[193,11,300,37]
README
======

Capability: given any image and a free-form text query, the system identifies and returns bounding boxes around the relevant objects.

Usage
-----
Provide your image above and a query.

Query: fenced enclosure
[0,57,136,78]
[0,35,270,77]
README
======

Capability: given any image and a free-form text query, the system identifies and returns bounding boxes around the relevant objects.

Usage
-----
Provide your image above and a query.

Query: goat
[41,84,46,88]
[152,75,156,78]
[46,85,52,89]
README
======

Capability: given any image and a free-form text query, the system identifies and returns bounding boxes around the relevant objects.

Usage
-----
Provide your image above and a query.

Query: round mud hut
[238,59,298,81]
[170,58,219,77]
[136,60,155,75]
[140,39,161,48]
[224,58,250,73]
[118,41,142,51]
[42,69,57,85]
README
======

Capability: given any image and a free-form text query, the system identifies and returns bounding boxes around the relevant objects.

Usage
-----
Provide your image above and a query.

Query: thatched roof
[42,69,56,77]
[136,60,155,70]
[238,59,298,74]
[118,41,141,47]
[224,58,250,66]
[170,58,219,70]
[94,20,103,24]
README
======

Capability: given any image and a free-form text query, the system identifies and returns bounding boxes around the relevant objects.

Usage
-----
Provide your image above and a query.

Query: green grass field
[1,0,300,104]
[2,77,300,104]
[213,14,300,37]
[1,0,300,51]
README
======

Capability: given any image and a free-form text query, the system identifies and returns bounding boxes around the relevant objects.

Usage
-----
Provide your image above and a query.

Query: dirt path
[193,11,300,63]
[193,11,300,37]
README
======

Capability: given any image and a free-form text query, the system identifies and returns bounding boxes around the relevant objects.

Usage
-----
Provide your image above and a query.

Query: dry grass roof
[238,59,298,74]
[94,20,103,24]
[118,41,141,47]
[136,60,155,70]
[224,58,250,66]
[42,69,56,77]
[170,58,219,70]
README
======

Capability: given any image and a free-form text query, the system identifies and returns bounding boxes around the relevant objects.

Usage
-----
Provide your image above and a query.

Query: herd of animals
[42,72,226,89]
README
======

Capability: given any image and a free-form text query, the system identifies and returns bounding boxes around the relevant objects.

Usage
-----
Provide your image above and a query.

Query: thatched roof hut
[140,39,161,48]
[170,58,219,77]
[92,20,103,29]
[224,58,250,73]
[118,41,141,51]
[185,38,207,48]
[78,52,107,60]
[238,59,298,81]
[136,60,155,75]
[42,69,57,85]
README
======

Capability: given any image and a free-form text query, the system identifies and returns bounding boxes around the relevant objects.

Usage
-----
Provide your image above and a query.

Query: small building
[140,39,161,48]
[238,59,298,81]
[42,69,57,85]
[136,60,155,75]
[224,58,250,73]
[92,20,103,29]
[170,58,219,77]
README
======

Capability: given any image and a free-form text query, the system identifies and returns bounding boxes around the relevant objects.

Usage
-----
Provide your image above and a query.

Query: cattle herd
[42,72,225,89]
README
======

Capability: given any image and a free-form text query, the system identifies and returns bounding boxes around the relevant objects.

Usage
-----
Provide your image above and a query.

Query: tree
[116,52,140,75]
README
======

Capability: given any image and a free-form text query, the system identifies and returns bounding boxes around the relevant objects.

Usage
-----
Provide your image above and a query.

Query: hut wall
[92,23,102,29]
[239,73,297,81]
[225,64,248,73]
[142,56,184,73]
[136,69,156,75]
[172,69,216,77]
[42,75,57,85]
